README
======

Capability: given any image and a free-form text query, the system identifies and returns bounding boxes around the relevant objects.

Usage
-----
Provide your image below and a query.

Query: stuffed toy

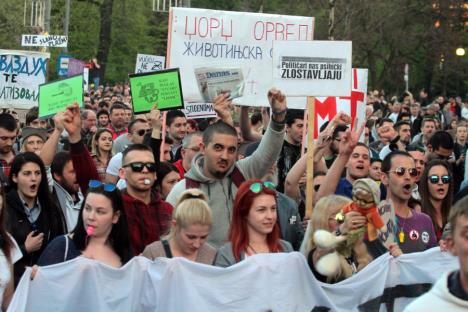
[312,179,383,280]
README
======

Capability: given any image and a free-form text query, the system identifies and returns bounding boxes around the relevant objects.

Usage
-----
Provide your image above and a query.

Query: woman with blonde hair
[142,189,216,264]
[301,195,373,283]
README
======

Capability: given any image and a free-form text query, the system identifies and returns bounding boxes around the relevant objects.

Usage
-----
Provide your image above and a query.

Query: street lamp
[456,48,465,56]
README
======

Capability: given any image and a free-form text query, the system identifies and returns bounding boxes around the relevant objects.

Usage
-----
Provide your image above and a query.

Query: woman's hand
[339,211,367,234]
[24,231,44,253]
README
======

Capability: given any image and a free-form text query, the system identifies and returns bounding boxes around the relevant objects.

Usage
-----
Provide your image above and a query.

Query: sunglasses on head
[88,180,116,192]
[387,166,418,177]
[428,175,451,184]
[123,162,157,173]
[135,129,151,136]
[250,181,276,193]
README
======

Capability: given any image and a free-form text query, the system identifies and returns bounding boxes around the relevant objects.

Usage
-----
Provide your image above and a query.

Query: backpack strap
[162,240,173,258]
[64,235,69,262]
[185,177,200,189]
[230,166,246,188]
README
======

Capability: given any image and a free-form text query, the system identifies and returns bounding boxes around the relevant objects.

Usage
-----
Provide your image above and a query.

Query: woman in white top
[0,185,22,310]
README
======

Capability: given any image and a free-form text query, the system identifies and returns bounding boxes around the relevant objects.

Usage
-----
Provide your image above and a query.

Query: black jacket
[5,189,66,286]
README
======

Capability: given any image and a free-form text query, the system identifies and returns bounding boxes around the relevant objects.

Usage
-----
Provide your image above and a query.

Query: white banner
[273,40,352,97]
[167,7,314,107]
[0,50,50,109]
[21,35,68,48]
[9,248,458,312]
[135,54,166,74]
[182,102,217,119]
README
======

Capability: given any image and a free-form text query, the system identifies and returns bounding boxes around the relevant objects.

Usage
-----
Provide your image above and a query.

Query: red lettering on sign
[314,97,337,137]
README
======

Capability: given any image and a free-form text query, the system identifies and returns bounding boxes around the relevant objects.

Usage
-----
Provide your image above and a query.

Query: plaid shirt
[0,158,13,186]
[122,189,173,254]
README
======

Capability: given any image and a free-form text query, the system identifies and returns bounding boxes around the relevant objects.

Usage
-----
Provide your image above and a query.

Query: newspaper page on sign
[195,67,244,103]
[273,40,352,97]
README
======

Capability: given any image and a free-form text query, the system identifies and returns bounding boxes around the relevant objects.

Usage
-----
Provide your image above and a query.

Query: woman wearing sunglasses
[214,179,293,267]
[90,128,114,181]
[142,189,216,264]
[419,160,454,241]
[5,152,66,285]
[37,180,133,267]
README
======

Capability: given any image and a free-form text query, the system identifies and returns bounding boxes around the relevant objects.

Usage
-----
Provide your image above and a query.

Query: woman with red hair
[214,179,293,267]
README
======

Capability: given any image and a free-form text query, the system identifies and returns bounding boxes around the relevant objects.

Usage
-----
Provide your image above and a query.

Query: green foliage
[0,0,466,96]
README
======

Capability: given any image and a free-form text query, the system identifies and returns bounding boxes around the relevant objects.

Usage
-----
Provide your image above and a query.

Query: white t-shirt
[0,234,22,307]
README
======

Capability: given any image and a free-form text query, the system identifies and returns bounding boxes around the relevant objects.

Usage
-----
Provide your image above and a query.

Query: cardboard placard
[38,75,84,118]
[135,54,166,74]
[272,40,352,97]
[129,68,184,113]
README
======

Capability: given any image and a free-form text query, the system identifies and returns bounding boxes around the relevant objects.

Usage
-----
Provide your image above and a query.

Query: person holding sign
[166,88,288,248]
[214,179,293,267]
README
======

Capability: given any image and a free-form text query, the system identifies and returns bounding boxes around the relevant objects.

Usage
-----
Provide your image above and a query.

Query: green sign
[39,74,83,118]
[129,68,184,113]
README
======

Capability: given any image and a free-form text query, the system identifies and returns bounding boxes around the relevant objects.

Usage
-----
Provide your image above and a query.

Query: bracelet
[271,108,287,116]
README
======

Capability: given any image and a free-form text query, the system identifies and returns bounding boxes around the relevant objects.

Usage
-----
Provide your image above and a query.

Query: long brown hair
[419,160,453,234]
[0,185,13,262]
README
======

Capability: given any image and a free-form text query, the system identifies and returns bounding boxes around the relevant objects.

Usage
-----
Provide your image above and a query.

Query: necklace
[397,208,411,244]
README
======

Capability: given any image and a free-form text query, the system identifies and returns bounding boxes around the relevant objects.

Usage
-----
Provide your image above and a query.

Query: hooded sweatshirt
[166,120,285,248]
[404,271,468,312]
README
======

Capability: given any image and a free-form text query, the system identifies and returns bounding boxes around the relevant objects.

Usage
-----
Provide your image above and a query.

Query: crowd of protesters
[0,82,467,309]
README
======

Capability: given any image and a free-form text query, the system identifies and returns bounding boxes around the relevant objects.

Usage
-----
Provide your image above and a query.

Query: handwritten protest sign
[182,102,217,119]
[314,68,368,138]
[129,68,184,113]
[273,40,352,97]
[38,75,83,118]
[167,7,314,107]
[21,34,68,48]
[135,54,165,74]
[0,49,50,109]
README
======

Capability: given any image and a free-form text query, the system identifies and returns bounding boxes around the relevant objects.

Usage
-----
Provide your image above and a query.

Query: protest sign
[129,68,184,113]
[195,67,244,102]
[38,75,84,118]
[182,102,217,119]
[9,248,458,312]
[83,68,89,92]
[314,68,368,138]
[273,40,352,97]
[67,58,86,77]
[167,7,314,107]
[135,53,166,73]
[0,49,49,109]
[21,34,68,48]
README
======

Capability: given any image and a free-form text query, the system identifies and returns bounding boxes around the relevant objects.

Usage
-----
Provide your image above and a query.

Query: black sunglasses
[428,175,451,184]
[387,166,418,177]
[123,162,157,173]
[135,129,151,136]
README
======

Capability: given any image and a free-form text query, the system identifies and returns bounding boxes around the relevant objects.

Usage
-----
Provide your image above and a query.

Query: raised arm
[213,93,234,127]
[240,106,263,142]
[39,112,65,167]
[63,103,100,193]
[314,120,365,204]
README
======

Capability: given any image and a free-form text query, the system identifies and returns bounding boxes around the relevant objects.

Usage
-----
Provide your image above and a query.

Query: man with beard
[0,113,17,187]
[166,110,187,162]
[379,120,412,159]
[410,117,436,151]
[50,152,84,232]
[107,102,128,139]
[166,88,287,248]
[379,150,437,254]
[322,124,347,168]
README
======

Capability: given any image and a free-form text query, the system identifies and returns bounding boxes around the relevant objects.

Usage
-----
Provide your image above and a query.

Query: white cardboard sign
[21,35,68,48]
[167,7,314,107]
[182,102,217,119]
[273,40,352,97]
[135,54,166,73]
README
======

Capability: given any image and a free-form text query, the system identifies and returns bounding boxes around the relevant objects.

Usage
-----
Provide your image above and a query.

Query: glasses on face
[249,181,276,193]
[135,129,151,136]
[428,175,451,184]
[88,180,116,192]
[387,166,418,177]
[123,162,157,173]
